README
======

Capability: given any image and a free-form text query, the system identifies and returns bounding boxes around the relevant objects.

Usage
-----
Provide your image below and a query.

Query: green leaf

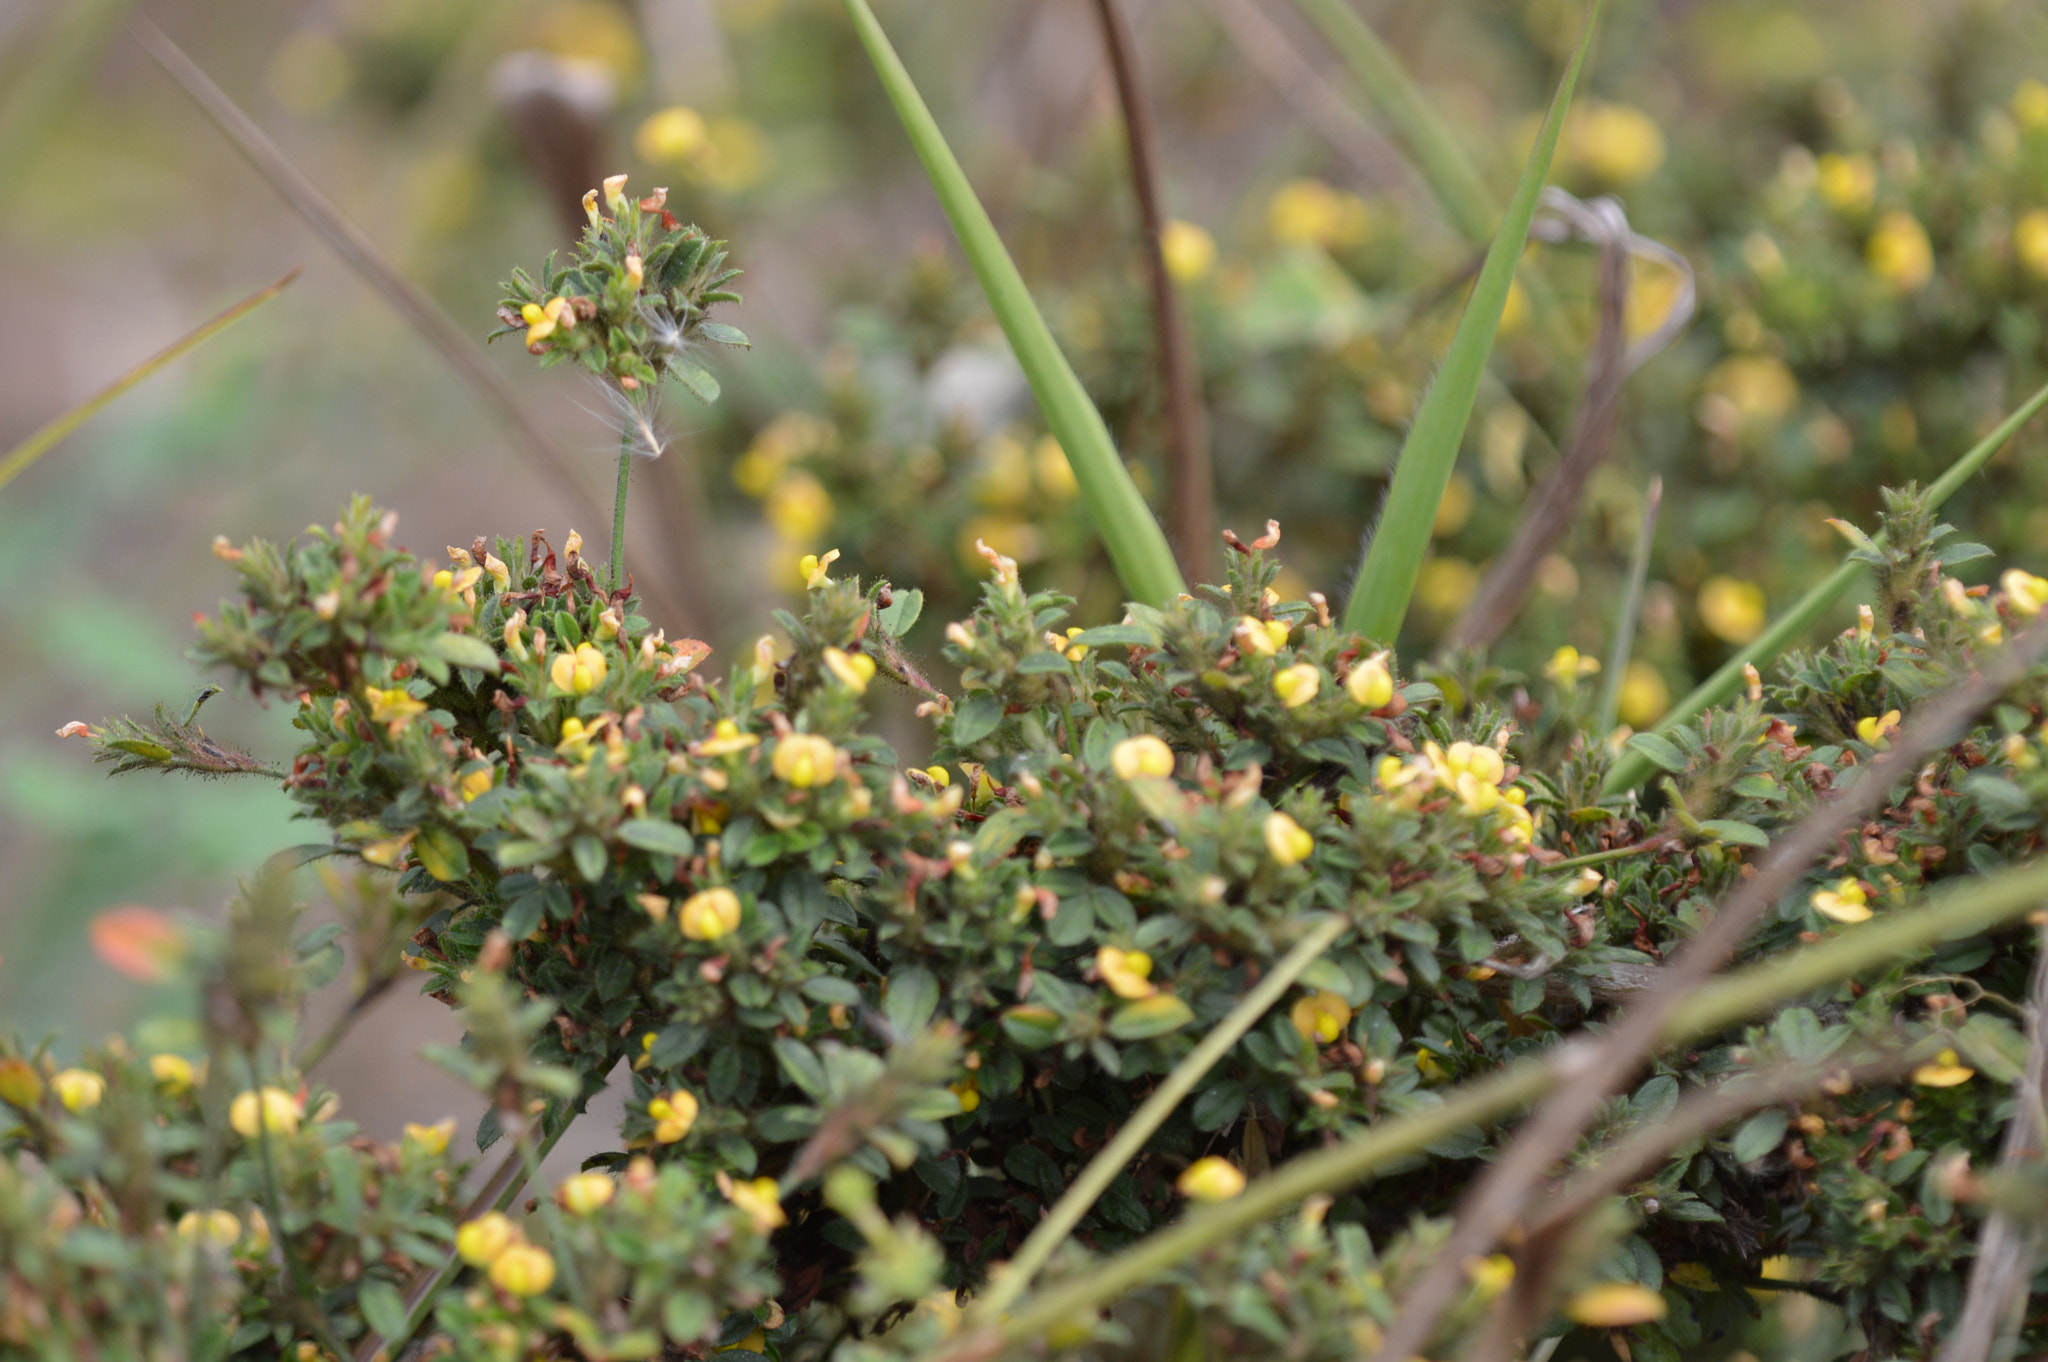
[358,1279,407,1339]
[616,819,695,858]
[877,586,923,637]
[884,966,941,1036]
[427,632,501,673]
[413,825,470,882]
[108,739,174,762]
[1623,732,1689,775]
[1730,1107,1788,1164]
[695,321,751,348]
[1001,1006,1064,1049]
[1107,995,1195,1041]
[674,361,721,404]
[950,693,1004,747]
[1341,0,1604,641]
[1956,1013,2028,1084]
[570,833,607,882]
[1069,623,1156,649]
[842,0,1184,607]
[1698,819,1769,848]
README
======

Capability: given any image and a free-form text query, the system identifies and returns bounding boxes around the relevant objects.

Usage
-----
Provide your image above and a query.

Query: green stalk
[612,429,632,593]
[1282,0,1496,247]
[971,914,1350,1323]
[1603,374,2048,794]
[0,269,296,496]
[1594,475,1661,736]
[1341,0,1604,642]
[841,0,1185,607]
[979,854,2048,1347]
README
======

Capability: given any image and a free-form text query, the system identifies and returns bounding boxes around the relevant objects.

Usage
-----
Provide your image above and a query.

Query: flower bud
[679,887,743,942]
[1176,1156,1246,1202]
[52,1069,104,1113]
[228,1086,301,1139]
[1345,652,1394,709]
[489,1242,556,1297]
[1111,735,1175,781]
[557,1171,617,1216]
[1272,664,1320,709]
[455,1211,516,1267]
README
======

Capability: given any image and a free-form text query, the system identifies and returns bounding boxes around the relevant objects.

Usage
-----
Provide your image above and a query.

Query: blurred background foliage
[4,0,2048,1185]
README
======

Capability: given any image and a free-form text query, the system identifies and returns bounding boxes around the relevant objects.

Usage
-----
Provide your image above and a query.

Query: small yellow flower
[1346,651,1394,710]
[1273,663,1320,709]
[458,767,494,802]
[950,1076,981,1113]
[367,687,427,731]
[719,1331,769,1356]
[557,1171,617,1215]
[799,547,841,589]
[175,1209,241,1249]
[521,296,574,347]
[150,1054,196,1095]
[1912,1048,1975,1088]
[1565,1282,1668,1326]
[52,1069,104,1113]
[1816,152,1877,214]
[1617,661,1670,728]
[648,1088,701,1143]
[242,1207,271,1255]
[1264,811,1314,866]
[403,1118,455,1156]
[924,765,951,788]
[679,888,743,942]
[1376,754,1433,807]
[1667,1262,1717,1291]
[1810,877,1872,923]
[2015,79,2048,130]
[490,1242,557,1297]
[602,173,629,210]
[1570,102,1665,184]
[1698,576,1767,644]
[2003,568,2048,617]
[1704,356,1799,427]
[1855,710,1902,750]
[1112,735,1176,781]
[637,105,707,163]
[697,718,760,756]
[1544,646,1601,689]
[1176,1156,1247,1202]
[1267,178,1372,248]
[772,733,839,788]
[1096,946,1157,1000]
[1868,211,1934,292]
[823,647,877,694]
[483,552,510,591]
[1234,616,1289,656]
[1160,219,1216,282]
[768,474,834,542]
[2014,210,2048,281]
[1289,990,1351,1044]
[1465,1253,1516,1299]
[550,642,608,696]
[229,1087,301,1138]
[503,609,529,661]
[722,1174,788,1233]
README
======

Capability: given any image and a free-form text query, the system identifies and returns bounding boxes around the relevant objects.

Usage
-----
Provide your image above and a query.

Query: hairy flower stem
[611,428,632,593]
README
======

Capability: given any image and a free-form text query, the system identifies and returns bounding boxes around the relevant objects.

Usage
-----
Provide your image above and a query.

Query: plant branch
[1091,0,1214,586]
[294,974,397,1075]
[971,913,1350,1323]
[612,424,633,593]
[1369,616,2048,1362]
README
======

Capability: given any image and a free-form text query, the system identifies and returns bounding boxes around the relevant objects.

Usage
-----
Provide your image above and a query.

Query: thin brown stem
[128,18,691,633]
[1370,617,2048,1362]
[1091,0,1214,586]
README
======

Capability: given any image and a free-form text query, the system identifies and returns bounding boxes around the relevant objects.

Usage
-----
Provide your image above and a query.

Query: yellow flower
[1912,1048,1975,1088]
[1868,211,1934,292]
[1566,1282,1668,1326]
[823,647,877,694]
[367,687,427,730]
[1816,152,1877,214]
[483,552,510,591]
[456,1212,517,1268]
[637,105,707,164]
[719,1331,769,1356]
[723,1174,788,1233]
[766,472,834,542]
[52,1069,104,1113]
[1544,646,1600,689]
[175,1209,242,1249]
[1346,651,1394,710]
[1289,990,1351,1044]
[1160,220,1216,282]
[503,608,530,661]
[403,1118,455,1156]
[1617,661,1670,728]
[1465,1253,1516,1299]
[2016,210,2048,280]
[1855,710,1901,750]
[1432,741,1505,789]
[697,718,760,757]
[1096,946,1157,1000]
[1061,627,1088,662]
[950,1076,981,1113]
[550,642,608,696]
[557,1171,617,1216]
[1267,178,1372,248]
[1667,1262,1717,1292]
[242,1207,271,1255]
[2004,568,2048,616]
[648,1088,701,1143]
[2015,79,2048,130]
[458,767,493,802]
[602,173,629,210]
[1264,811,1314,866]
[1112,735,1176,781]
[772,733,839,788]
[229,1086,301,1138]
[489,1242,556,1297]
[679,888,743,943]
[1035,436,1078,499]
[1810,877,1872,923]
[520,296,574,347]
[1235,615,1289,656]
[923,765,951,789]
[150,1054,196,1095]
[1571,102,1665,184]
[1705,356,1799,427]
[1273,664,1320,709]
[1376,754,1433,807]
[799,547,841,589]
[1698,576,1767,644]
[1176,1156,1246,1202]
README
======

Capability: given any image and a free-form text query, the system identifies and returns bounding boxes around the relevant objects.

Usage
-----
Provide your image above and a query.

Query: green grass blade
[0,268,298,497]
[841,0,1185,607]
[1283,0,1496,247]
[1603,373,2048,794]
[1341,1,1604,641]
[1594,476,1662,736]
